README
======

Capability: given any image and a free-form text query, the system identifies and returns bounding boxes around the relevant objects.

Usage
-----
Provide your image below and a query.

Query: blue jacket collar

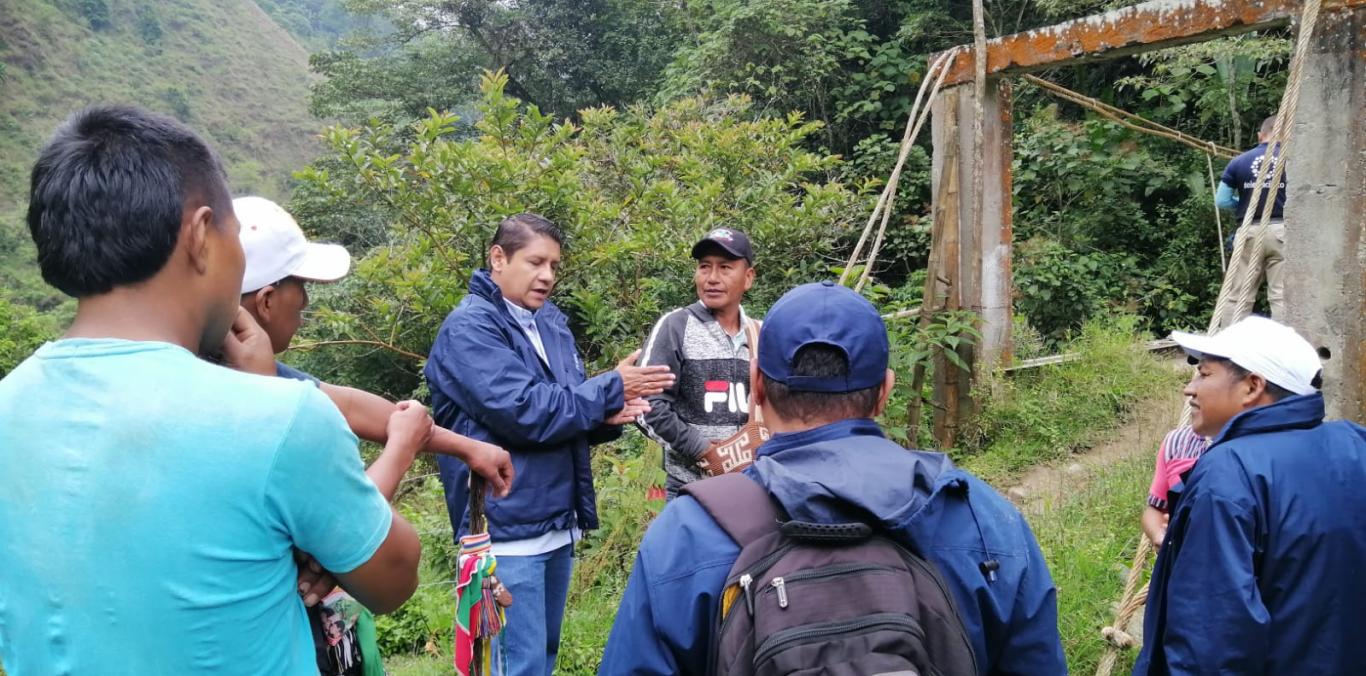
[469,268,503,303]
[750,418,960,529]
[757,418,884,458]
[1211,392,1325,447]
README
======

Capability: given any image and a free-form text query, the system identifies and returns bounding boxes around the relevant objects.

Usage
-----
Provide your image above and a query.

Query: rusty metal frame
[935,0,1366,87]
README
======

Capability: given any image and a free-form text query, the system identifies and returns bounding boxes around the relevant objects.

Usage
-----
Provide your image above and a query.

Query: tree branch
[287,339,425,362]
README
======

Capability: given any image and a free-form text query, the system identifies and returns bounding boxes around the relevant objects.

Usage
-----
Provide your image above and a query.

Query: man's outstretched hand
[615,350,674,400]
[606,397,652,426]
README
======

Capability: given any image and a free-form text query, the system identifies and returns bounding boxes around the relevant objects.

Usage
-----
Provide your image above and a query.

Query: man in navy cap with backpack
[600,281,1066,675]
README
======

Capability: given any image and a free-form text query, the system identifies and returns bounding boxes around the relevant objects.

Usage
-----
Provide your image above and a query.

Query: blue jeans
[492,543,574,676]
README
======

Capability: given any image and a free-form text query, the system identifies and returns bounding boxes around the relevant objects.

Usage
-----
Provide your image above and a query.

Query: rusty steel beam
[935,0,1366,86]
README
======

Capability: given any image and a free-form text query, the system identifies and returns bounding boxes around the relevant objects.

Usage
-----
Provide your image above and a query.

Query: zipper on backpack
[780,562,896,584]
[753,563,898,611]
[752,613,925,666]
[739,573,755,616]
[771,577,788,609]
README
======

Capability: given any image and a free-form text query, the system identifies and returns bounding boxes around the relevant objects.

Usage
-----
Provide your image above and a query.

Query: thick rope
[1094,535,1153,675]
[1022,74,1239,159]
[1210,0,1320,331]
[841,48,961,290]
[1206,151,1228,273]
[1095,2,1323,674]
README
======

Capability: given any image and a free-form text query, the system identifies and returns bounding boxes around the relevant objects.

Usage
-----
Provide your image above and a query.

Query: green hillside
[0,0,324,306]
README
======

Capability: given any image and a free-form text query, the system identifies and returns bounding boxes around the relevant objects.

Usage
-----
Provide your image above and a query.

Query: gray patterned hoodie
[637,302,755,494]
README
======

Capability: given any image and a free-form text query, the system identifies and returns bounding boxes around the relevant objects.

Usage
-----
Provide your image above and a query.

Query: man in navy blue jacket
[599,281,1066,675]
[425,213,673,676]
[1135,315,1366,675]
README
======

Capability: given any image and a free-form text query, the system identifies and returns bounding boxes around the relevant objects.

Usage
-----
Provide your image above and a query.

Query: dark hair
[762,344,881,423]
[1208,357,1300,401]
[1260,115,1278,137]
[489,213,564,261]
[27,105,231,297]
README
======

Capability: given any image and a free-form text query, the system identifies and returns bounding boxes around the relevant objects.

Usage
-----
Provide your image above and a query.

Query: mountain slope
[0,0,323,305]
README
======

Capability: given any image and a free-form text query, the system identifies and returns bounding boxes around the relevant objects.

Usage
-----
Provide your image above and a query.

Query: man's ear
[751,359,766,409]
[742,265,756,292]
[183,205,215,274]
[873,368,896,417]
[249,285,276,323]
[1243,372,1271,407]
[489,244,508,272]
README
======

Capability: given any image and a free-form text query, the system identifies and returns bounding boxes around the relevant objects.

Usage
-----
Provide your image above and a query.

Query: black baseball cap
[691,227,753,264]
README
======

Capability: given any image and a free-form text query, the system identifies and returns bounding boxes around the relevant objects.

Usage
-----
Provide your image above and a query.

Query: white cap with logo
[235,196,352,294]
[1171,315,1322,396]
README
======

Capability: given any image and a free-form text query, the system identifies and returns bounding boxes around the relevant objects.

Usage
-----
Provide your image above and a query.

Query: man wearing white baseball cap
[232,195,515,498]
[1135,315,1366,675]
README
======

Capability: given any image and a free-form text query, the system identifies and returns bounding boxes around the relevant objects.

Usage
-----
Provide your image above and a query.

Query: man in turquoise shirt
[0,105,423,674]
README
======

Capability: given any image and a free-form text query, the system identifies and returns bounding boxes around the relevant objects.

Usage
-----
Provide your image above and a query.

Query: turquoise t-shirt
[0,339,392,675]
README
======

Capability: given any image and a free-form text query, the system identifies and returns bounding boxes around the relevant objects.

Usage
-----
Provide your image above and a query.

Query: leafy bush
[289,70,866,393]
[0,293,59,377]
[1014,240,1139,343]
[76,0,112,30]
[136,5,163,47]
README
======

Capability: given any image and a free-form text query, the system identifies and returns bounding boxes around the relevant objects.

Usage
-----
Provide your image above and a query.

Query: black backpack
[681,473,978,676]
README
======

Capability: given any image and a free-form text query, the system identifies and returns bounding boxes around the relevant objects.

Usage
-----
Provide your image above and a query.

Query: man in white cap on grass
[1134,315,1366,675]
[232,195,515,500]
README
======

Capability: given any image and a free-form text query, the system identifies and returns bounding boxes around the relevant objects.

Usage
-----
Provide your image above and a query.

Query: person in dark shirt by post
[1215,115,1288,318]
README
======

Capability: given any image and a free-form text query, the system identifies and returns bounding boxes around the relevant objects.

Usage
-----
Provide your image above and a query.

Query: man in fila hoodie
[639,228,759,498]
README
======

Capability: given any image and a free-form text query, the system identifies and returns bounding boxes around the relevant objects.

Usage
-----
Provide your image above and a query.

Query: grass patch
[1031,451,1153,674]
[957,316,1181,485]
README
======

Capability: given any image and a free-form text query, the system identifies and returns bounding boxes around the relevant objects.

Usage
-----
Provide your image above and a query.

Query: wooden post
[928,78,1013,448]
[931,87,963,448]
[908,112,959,440]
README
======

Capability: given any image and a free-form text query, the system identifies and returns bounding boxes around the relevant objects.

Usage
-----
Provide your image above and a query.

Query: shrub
[288,70,865,393]
[0,293,59,377]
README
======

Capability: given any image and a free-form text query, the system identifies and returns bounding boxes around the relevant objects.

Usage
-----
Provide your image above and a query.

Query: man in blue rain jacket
[599,281,1066,675]
[425,213,673,676]
[1135,315,1366,675]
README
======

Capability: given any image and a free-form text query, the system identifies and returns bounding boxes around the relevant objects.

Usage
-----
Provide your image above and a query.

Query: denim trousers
[492,543,574,676]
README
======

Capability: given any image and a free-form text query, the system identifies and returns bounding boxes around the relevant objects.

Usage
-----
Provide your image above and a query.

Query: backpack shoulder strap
[679,473,781,547]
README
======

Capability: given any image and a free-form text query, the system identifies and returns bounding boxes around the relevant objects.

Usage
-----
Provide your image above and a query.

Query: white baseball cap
[235,196,352,294]
[1171,315,1322,396]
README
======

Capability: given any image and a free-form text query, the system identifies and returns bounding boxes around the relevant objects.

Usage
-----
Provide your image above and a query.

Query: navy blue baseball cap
[758,281,890,393]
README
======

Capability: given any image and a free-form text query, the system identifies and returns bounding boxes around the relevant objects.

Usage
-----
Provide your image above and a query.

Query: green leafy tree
[289,71,863,397]
[0,293,59,378]
[309,0,685,125]
[1116,34,1290,149]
